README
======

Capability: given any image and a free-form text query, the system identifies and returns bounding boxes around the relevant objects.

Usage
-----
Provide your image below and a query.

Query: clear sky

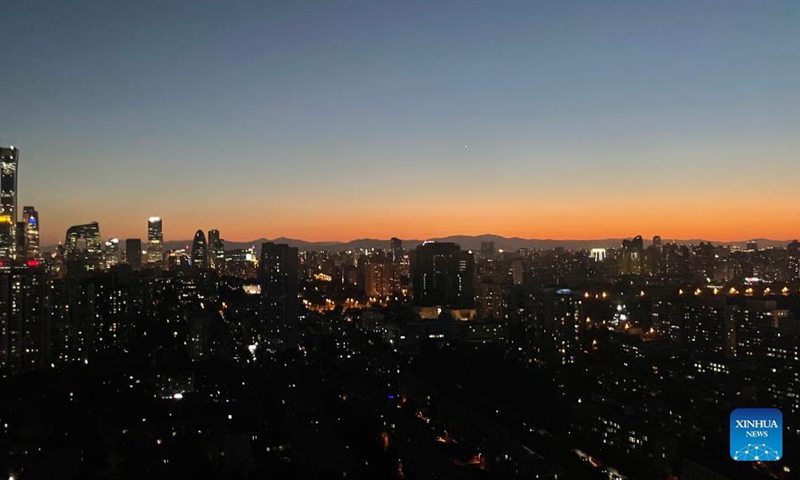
[2,0,799,245]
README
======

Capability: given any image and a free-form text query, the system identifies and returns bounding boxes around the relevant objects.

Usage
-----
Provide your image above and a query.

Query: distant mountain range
[159,234,794,252]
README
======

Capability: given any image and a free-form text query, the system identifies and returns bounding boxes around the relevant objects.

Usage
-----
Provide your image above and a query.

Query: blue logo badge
[730,408,782,461]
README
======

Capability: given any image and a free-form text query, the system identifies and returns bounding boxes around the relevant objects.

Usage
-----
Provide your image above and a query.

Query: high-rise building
[520,288,583,367]
[22,206,39,259]
[390,237,403,262]
[65,222,102,258]
[511,259,524,285]
[0,146,19,259]
[478,280,504,319]
[167,248,191,270]
[125,238,142,270]
[0,262,49,373]
[653,235,663,247]
[224,247,257,279]
[191,230,208,269]
[365,261,401,298]
[746,240,759,252]
[65,222,103,273]
[15,221,25,256]
[620,236,644,275]
[103,238,120,269]
[410,242,475,310]
[788,240,800,282]
[259,242,299,349]
[146,216,163,266]
[208,229,224,270]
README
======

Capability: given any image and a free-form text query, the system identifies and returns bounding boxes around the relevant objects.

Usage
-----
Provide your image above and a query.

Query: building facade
[0,146,19,259]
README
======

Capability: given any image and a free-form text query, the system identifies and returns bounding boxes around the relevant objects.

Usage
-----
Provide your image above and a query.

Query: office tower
[620,235,644,275]
[191,230,208,269]
[259,242,299,349]
[0,262,49,373]
[22,207,39,259]
[410,242,475,309]
[208,229,224,270]
[103,238,120,269]
[390,237,402,262]
[480,241,497,257]
[65,222,102,257]
[146,216,163,266]
[746,240,759,252]
[0,146,19,259]
[125,238,142,270]
[65,222,103,273]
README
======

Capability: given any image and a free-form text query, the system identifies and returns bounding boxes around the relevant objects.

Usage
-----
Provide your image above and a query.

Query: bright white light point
[173,393,183,400]
[248,344,257,354]
[228,414,233,420]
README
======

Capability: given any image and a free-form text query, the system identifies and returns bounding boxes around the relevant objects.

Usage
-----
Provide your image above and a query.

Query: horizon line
[41,234,797,249]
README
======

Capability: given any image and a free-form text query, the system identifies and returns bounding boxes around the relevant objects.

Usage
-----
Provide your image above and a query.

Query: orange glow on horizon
[38,198,800,245]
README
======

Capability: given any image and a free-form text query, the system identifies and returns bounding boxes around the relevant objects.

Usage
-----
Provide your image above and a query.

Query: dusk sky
[2,0,799,245]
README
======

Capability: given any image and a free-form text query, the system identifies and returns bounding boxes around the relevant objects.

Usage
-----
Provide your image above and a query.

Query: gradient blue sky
[2,0,799,244]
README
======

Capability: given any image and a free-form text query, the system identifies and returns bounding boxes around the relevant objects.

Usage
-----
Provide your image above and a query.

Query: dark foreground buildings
[1,233,799,479]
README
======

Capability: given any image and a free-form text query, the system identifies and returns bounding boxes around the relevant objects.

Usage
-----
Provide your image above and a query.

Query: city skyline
[2,3,799,478]
[2,1,799,244]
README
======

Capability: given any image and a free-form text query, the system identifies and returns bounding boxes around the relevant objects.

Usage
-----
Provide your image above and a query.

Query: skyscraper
[65,222,102,257]
[103,238,120,269]
[0,146,19,259]
[64,222,103,274]
[208,229,224,270]
[146,216,163,266]
[620,235,644,275]
[22,206,39,259]
[259,242,299,349]
[410,242,475,310]
[390,237,403,262]
[191,230,208,269]
[125,238,142,270]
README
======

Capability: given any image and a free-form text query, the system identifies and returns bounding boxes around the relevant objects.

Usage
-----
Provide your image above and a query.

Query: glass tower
[146,216,163,266]
[0,146,19,259]
[191,230,208,269]
[22,206,39,259]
